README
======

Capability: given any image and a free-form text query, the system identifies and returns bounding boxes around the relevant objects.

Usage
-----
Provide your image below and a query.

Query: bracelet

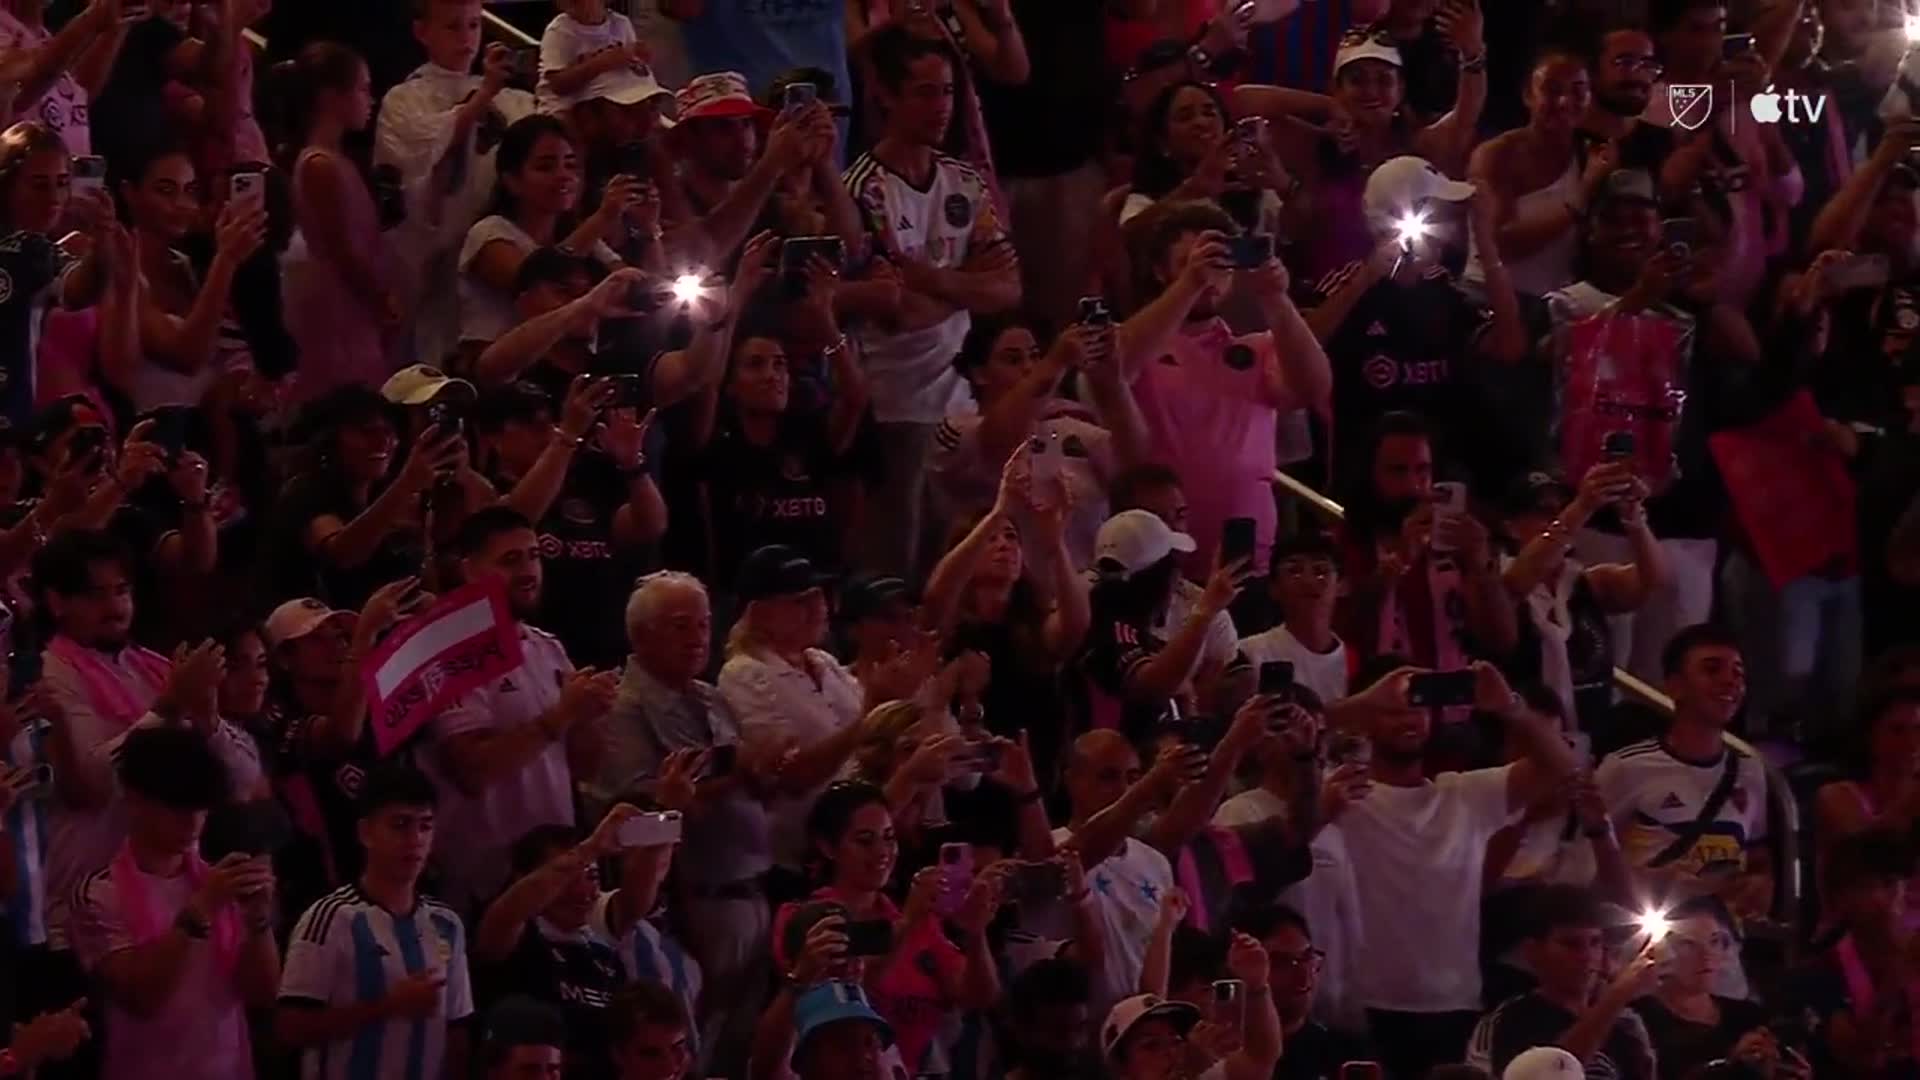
[1460,52,1487,73]
[822,333,852,359]
[559,432,586,449]
[1013,788,1043,806]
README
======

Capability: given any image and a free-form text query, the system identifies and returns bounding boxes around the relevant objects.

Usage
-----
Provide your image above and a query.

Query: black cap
[481,995,566,1054]
[1503,470,1576,516]
[736,544,834,601]
[472,381,555,433]
[1592,169,1657,213]
[29,394,110,455]
[839,573,912,622]
[1268,529,1339,567]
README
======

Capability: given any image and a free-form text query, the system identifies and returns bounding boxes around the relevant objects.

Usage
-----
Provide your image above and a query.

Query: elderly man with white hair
[588,569,773,1077]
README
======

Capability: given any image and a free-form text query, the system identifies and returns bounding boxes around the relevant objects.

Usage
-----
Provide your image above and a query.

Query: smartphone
[144,405,194,461]
[1179,717,1229,752]
[1338,1064,1385,1080]
[1077,296,1113,329]
[1258,660,1295,696]
[1327,729,1373,769]
[1823,253,1892,293]
[425,398,464,437]
[616,810,683,847]
[1231,116,1267,146]
[227,168,266,213]
[1028,429,1061,491]
[1221,516,1258,568]
[1008,860,1068,904]
[704,743,737,778]
[1407,670,1478,709]
[604,374,649,409]
[1601,430,1636,462]
[614,141,652,178]
[199,799,294,862]
[1429,481,1468,553]
[935,841,974,916]
[1212,979,1246,1029]
[779,235,846,275]
[1661,217,1699,257]
[1721,32,1755,59]
[843,918,894,956]
[72,155,108,197]
[68,425,108,466]
[1227,232,1273,269]
[782,81,818,112]
[515,47,539,81]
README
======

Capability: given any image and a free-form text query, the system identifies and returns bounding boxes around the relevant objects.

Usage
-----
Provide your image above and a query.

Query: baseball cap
[736,544,834,601]
[672,71,773,125]
[1093,510,1195,581]
[381,364,478,407]
[1100,994,1202,1060]
[792,982,894,1052]
[1503,471,1576,517]
[30,394,111,455]
[1334,31,1403,75]
[1591,169,1658,212]
[1503,1046,1585,1080]
[1361,155,1475,227]
[481,995,566,1056]
[577,63,672,110]
[264,597,354,648]
[839,574,912,623]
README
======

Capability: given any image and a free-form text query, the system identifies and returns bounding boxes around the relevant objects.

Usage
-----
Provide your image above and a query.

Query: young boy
[1237,530,1350,704]
[538,0,648,114]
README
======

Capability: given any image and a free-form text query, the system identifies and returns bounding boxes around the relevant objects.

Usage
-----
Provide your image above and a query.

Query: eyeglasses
[1270,948,1325,971]
[1339,28,1397,48]
[1276,561,1336,580]
[1609,55,1665,77]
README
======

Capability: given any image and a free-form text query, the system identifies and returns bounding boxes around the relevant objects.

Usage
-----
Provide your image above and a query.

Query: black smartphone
[199,799,294,862]
[782,81,817,112]
[843,918,894,957]
[1077,296,1113,329]
[68,426,108,466]
[705,743,737,778]
[780,235,846,275]
[1221,516,1258,567]
[1227,233,1273,269]
[1008,861,1068,904]
[1231,116,1266,146]
[1258,660,1295,696]
[1407,670,1478,709]
[604,374,649,409]
[425,398,464,437]
[1721,32,1754,59]
[615,141,652,178]
[515,47,539,81]
[144,405,194,461]
[1180,717,1229,752]
[1601,430,1636,461]
[1661,217,1699,257]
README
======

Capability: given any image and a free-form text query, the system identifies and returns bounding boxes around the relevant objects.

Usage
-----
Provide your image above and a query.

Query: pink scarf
[110,842,242,974]
[48,635,171,731]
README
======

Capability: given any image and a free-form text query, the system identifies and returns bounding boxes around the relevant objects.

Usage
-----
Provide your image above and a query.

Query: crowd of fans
[5,0,1920,1077]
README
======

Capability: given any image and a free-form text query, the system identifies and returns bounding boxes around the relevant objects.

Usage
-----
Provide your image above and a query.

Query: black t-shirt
[1508,570,1617,745]
[1305,263,1503,486]
[697,410,852,588]
[978,0,1111,177]
[263,472,424,610]
[1275,1021,1375,1080]
[1073,616,1174,746]
[951,598,1069,789]
[1820,283,1920,434]
[0,231,70,427]
[1477,992,1655,1080]
[247,699,380,920]
[529,453,655,669]
[1393,27,1458,124]
[489,922,626,1080]
[1862,433,1920,654]
[1632,995,1769,1080]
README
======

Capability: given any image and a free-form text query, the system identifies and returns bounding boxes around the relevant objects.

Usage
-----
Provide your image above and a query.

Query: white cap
[1362,155,1475,227]
[380,364,476,406]
[1334,35,1403,74]
[1100,994,1201,1060]
[578,63,672,109]
[1503,1047,1585,1080]
[1093,510,1196,580]
[264,598,353,648]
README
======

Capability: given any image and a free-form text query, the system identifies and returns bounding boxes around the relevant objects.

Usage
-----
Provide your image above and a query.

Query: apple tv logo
[1748,85,1828,124]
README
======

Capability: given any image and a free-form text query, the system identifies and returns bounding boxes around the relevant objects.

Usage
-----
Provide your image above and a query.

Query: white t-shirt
[1340,766,1514,1012]
[279,883,476,1080]
[538,11,639,113]
[458,215,619,344]
[423,624,579,911]
[1236,626,1349,705]
[844,151,1009,423]
[1158,579,1239,669]
[718,648,864,868]
[1043,826,1173,1013]
[1212,789,1368,1033]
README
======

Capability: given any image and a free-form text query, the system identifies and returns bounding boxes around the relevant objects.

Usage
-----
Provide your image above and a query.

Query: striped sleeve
[279,889,355,1005]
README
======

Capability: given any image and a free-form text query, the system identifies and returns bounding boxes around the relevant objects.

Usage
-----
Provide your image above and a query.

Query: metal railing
[1269,469,1804,929]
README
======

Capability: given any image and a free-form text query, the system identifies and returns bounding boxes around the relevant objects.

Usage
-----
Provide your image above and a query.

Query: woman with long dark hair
[277,41,401,404]
[458,114,637,350]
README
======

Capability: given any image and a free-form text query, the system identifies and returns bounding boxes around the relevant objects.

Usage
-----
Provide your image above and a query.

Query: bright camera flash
[1907,12,1920,43]
[1393,210,1432,251]
[1637,908,1671,941]
[671,274,705,304]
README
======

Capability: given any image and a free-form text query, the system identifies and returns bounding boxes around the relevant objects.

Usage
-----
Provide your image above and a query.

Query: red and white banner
[363,580,524,757]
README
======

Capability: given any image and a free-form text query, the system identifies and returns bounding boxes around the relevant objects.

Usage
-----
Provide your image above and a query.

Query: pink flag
[363,579,524,757]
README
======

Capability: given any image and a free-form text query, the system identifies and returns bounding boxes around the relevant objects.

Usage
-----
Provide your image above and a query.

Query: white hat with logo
[1093,510,1196,581]
[264,598,354,648]
[1362,155,1475,228]
[1503,1047,1585,1080]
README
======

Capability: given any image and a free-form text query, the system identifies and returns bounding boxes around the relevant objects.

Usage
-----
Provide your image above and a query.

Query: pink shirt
[1130,318,1280,573]
[0,9,90,157]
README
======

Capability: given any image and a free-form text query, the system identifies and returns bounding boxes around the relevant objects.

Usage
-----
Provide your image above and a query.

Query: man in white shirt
[844,29,1019,577]
[375,0,537,367]
[1335,659,1578,1078]
[1238,531,1349,704]
[1596,623,1769,998]
[421,507,620,913]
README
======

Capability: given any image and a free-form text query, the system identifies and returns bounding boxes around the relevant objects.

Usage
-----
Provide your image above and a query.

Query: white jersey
[3,722,50,947]
[279,884,476,1080]
[1235,626,1349,705]
[844,151,1009,423]
[1595,738,1769,881]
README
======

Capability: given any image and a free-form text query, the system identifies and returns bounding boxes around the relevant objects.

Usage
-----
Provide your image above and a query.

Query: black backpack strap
[1645,747,1742,870]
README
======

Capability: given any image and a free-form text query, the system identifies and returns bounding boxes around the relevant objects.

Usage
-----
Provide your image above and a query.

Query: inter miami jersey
[0,230,73,428]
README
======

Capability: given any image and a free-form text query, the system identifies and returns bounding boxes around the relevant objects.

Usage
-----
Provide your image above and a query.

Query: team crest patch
[0,268,13,306]
[944,193,972,228]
